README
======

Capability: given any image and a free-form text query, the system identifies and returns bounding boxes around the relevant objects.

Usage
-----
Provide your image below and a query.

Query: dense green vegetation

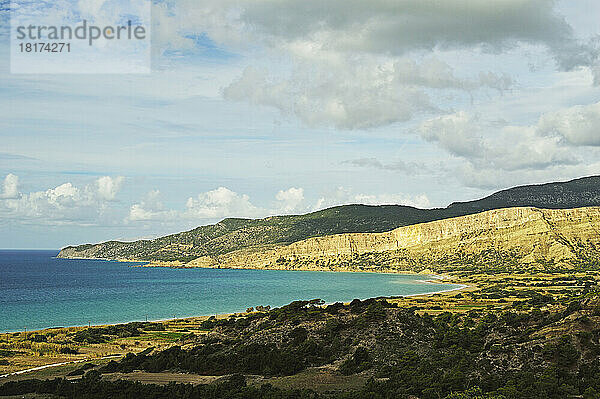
[1,373,315,399]
[61,205,452,262]
[4,285,600,399]
[59,176,600,262]
[71,322,164,344]
[447,175,600,212]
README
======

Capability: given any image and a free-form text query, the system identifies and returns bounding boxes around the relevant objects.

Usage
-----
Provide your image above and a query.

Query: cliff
[58,175,600,263]
[187,207,600,272]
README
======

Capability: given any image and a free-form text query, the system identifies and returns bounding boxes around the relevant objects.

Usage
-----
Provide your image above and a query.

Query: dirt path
[0,355,122,379]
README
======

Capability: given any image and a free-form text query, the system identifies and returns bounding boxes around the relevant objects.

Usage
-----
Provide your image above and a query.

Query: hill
[448,175,600,212]
[58,175,600,262]
[197,206,600,273]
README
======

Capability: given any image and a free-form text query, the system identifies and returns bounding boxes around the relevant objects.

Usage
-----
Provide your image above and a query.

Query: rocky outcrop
[188,207,600,271]
[58,176,600,262]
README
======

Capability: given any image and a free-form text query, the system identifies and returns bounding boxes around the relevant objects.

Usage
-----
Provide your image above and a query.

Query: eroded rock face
[192,207,600,271]
[57,175,600,263]
[58,206,600,272]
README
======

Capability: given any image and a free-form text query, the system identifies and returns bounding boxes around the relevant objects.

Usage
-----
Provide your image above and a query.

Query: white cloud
[538,101,600,146]
[126,186,268,223]
[458,161,600,190]
[419,112,485,158]
[0,174,20,199]
[123,185,432,228]
[148,0,600,131]
[126,190,177,222]
[96,176,124,201]
[419,111,578,171]
[161,0,581,60]
[414,100,600,188]
[0,175,125,225]
[343,158,428,175]
[275,187,305,213]
[184,187,263,219]
[393,58,512,91]
[127,186,305,223]
[128,203,158,222]
[153,0,600,130]
[314,186,431,210]
[223,55,514,130]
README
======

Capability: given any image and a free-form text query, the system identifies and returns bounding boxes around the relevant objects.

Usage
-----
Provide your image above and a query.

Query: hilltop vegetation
[448,175,600,212]
[58,176,600,262]
[181,207,600,275]
[59,205,445,262]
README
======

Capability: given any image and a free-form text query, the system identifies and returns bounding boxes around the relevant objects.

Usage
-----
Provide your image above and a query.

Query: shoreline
[0,270,473,378]
[59,255,442,276]
[1,273,470,335]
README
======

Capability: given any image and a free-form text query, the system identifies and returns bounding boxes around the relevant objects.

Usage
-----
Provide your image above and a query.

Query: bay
[0,250,461,332]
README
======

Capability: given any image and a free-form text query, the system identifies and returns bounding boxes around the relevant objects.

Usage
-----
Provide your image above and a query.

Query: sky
[2,0,600,249]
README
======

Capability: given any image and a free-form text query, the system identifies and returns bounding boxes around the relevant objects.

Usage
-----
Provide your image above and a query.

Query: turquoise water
[0,250,461,332]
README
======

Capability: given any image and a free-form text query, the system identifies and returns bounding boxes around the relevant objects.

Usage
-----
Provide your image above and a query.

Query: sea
[0,250,462,332]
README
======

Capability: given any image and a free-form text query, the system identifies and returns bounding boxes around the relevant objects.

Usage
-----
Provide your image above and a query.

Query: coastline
[59,254,440,276]
[1,271,470,335]
[0,263,475,378]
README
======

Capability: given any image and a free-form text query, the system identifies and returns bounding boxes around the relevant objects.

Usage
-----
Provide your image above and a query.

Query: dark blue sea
[0,250,461,332]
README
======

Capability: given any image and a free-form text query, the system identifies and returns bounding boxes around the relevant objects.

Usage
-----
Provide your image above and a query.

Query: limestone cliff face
[188,207,600,271]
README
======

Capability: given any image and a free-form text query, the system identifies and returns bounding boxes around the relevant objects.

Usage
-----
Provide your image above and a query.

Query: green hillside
[448,175,600,212]
[58,175,600,262]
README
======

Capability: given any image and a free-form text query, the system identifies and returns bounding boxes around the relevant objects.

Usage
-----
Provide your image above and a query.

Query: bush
[59,347,78,354]
[339,347,371,375]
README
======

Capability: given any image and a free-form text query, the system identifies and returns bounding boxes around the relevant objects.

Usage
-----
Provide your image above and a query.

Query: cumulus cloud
[123,185,433,227]
[412,100,600,188]
[184,187,263,219]
[126,190,178,222]
[96,176,124,201]
[275,187,305,213]
[457,161,600,190]
[127,187,267,223]
[538,101,600,146]
[232,0,571,55]
[126,187,269,223]
[314,186,431,210]
[0,175,125,225]
[150,0,599,129]
[419,111,579,172]
[419,112,486,158]
[223,57,511,130]
[161,0,581,59]
[0,174,20,199]
[222,63,430,130]
[393,59,513,91]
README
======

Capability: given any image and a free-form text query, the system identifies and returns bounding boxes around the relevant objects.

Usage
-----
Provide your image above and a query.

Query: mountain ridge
[190,206,600,273]
[58,175,600,263]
